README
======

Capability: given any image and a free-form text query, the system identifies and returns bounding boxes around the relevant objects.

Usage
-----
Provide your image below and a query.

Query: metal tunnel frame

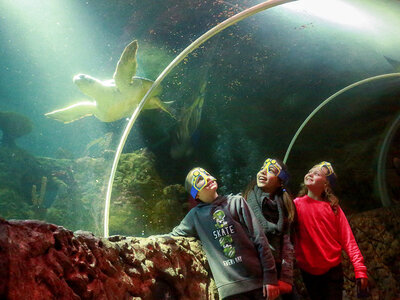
[283,73,400,207]
[377,112,400,207]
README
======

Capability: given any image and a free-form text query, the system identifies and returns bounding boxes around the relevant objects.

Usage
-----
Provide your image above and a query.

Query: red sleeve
[337,207,368,279]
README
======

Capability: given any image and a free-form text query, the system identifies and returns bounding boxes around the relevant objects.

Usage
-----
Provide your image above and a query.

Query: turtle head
[73,74,103,98]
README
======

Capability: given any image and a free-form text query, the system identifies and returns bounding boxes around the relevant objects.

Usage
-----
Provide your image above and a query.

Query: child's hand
[263,284,280,300]
[359,278,368,290]
[356,278,369,298]
[278,280,292,294]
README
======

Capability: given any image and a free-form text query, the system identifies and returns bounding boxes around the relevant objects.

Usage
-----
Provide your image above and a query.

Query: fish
[170,82,206,159]
[384,56,400,72]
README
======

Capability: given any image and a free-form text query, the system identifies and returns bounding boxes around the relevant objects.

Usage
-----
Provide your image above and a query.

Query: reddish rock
[342,206,400,300]
[1,205,399,300]
[0,219,217,300]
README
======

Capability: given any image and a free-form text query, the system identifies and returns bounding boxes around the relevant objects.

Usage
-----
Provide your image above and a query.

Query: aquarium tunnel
[1,0,400,238]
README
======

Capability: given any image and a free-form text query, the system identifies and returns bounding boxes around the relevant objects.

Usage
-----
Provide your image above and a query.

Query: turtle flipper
[45,101,97,123]
[145,97,176,119]
[113,40,138,91]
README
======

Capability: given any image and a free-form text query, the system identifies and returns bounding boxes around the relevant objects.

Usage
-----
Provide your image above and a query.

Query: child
[243,158,296,298]
[170,167,280,300]
[294,161,368,300]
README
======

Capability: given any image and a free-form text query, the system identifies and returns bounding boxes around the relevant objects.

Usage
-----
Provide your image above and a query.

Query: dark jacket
[171,194,277,299]
[245,186,294,285]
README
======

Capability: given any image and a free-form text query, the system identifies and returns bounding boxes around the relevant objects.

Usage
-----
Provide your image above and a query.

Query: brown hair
[283,188,296,223]
[243,160,296,224]
[297,182,339,214]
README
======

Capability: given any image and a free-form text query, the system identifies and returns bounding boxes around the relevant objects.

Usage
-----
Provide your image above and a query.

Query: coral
[0,111,33,148]
[31,176,47,207]
[114,149,164,200]
[0,146,187,237]
[111,149,187,236]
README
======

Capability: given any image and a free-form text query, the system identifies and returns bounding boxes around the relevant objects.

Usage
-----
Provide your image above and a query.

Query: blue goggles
[190,168,216,199]
[260,158,289,185]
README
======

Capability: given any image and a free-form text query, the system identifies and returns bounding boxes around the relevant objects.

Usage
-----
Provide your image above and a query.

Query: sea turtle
[45,40,174,123]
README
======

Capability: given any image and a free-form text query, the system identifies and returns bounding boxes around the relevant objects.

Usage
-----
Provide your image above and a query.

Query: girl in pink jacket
[293,161,368,300]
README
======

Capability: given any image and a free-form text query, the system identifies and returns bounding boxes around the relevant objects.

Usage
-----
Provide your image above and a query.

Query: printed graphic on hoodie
[212,209,242,265]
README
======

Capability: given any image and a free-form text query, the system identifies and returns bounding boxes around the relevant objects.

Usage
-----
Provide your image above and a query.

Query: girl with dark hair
[294,161,368,300]
[243,158,296,298]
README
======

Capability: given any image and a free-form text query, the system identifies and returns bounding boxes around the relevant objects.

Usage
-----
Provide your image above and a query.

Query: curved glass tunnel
[286,78,400,212]
[0,0,400,236]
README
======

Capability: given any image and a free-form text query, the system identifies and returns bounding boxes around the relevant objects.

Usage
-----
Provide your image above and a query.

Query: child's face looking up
[304,166,328,191]
[191,169,218,203]
[257,164,281,193]
[197,175,218,203]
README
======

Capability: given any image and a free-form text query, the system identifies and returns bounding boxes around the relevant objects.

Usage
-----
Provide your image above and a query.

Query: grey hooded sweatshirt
[171,194,278,299]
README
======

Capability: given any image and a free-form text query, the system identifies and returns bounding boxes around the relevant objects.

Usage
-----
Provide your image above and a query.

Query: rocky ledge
[0,219,216,300]
[1,205,399,299]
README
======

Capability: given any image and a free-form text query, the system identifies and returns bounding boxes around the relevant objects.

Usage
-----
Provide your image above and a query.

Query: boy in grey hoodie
[170,167,280,300]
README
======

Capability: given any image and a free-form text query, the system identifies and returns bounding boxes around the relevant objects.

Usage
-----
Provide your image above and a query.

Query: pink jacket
[294,195,367,278]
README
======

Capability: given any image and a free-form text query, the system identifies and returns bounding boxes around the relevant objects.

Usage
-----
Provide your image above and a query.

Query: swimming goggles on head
[260,158,289,185]
[190,168,216,199]
[316,161,336,186]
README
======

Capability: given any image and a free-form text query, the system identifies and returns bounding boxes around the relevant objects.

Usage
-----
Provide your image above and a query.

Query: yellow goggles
[316,161,336,186]
[317,161,334,176]
[260,158,289,185]
[190,168,216,198]
[261,158,282,176]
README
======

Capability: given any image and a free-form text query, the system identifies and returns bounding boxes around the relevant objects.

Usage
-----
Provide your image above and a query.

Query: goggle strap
[190,186,199,199]
[278,171,289,184]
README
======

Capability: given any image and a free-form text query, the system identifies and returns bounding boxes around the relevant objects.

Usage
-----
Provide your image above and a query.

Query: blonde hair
[298,165,339,214]
[184,168,199,194]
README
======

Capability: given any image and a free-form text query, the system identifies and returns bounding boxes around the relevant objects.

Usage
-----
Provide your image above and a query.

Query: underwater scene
[1,0,400,298]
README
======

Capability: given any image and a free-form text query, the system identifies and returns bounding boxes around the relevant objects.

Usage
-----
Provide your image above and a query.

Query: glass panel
[0,0,399,236]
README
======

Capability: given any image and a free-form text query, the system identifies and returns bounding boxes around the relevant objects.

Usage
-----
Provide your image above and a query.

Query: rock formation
[1,205,399,299]
[0,219,216,300]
